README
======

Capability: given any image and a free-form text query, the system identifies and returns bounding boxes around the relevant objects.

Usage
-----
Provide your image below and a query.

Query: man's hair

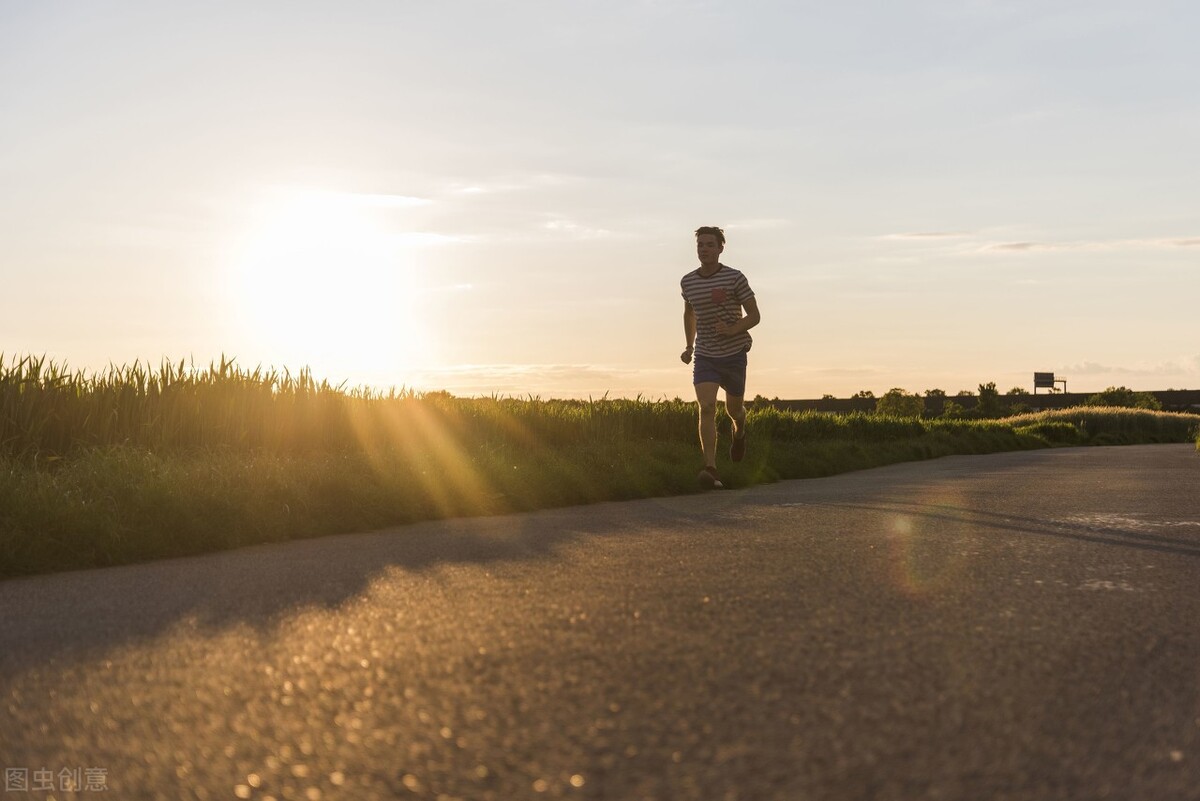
[694,226,725,246]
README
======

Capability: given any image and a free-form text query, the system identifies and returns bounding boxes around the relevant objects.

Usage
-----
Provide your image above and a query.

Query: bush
[977,382,1005,418]
[876,388,925,418]
[1013,420,1084,445]
[1007,407,1199,445]
[941,400,967,420]
[1084,386,1162,410]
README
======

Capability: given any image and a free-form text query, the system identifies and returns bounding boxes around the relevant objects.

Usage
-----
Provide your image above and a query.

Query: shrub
[1084,386,1162,411]
[1007,407,1199,444]
[977,382,1005,418]
[876,388,925,418]
[941,400,967,420]
[1013,420,1084,445]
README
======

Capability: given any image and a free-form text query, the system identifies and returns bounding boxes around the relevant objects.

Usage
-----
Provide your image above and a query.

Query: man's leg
[694,382,720,468]
[726,392,748,462]
[726,393,746,438]
[725,356,749,461]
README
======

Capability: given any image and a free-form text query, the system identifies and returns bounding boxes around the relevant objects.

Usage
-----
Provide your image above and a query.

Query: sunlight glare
[226,189,435,384]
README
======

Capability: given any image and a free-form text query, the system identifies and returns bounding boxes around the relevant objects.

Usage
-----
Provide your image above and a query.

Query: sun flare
[226,189,434,383]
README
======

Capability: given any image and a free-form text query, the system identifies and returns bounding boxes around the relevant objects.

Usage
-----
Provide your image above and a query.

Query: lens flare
[884,491,971,599]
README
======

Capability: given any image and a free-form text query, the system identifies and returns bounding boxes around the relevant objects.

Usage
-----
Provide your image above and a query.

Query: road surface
[2,444,1199,800]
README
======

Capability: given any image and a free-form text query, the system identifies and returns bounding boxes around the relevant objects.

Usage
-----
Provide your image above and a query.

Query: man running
[680,226,761,489]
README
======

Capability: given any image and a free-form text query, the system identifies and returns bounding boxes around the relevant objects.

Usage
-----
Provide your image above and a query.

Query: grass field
[3,355,1198,578]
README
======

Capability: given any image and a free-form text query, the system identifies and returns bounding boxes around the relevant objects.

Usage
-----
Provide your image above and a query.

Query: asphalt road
[2,444,1199,801]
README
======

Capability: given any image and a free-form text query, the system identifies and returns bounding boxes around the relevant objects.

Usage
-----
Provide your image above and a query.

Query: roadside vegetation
[3,354,1198,578]
[866,382,1172,420]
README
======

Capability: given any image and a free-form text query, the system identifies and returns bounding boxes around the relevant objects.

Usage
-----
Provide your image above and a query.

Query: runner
[679,226,762,489]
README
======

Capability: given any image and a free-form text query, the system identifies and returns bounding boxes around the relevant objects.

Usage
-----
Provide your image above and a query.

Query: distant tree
[941,400,967,419]
[1007,386,1029,396]
[977,382,1004,418]
[1084,386,1163,410]
[852,390,875,399]
[955,389,974,397]
[921,387,947,417]
[822,394,837,400]
[876,388,925,418]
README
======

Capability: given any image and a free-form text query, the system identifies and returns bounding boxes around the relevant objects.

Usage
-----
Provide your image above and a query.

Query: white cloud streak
[726,218,792,231]
[542,217,613,240]
[878,231,1200,253]
[981,237,1200,253]
[443,173,579,197]
[881,232,970,240]
[1061,358,1200,377]
[408,363,687,399]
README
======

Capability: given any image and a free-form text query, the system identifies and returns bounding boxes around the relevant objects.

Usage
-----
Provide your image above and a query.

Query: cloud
[867,231,1200,254]
[395,231,471,247]
[1061,358,1200,377]
[726,218,792,231]
[443,173,578,197]
[987,241,1043,251]
[981,237,1200,253]
[423,363,616,379]
[351,192,431,208]
[542,217,613,240]
[806,366,885,377]
[447,182,520,196]
[1064,360,1118,375]
[263,187,431,209]
[882,231,969,240]
[409,362,676,399]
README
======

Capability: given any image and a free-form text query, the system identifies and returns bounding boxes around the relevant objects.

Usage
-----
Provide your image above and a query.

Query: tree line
[867,384,1164,419]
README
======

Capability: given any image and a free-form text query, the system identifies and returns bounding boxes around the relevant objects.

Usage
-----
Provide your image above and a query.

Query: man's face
[696,234,723,266]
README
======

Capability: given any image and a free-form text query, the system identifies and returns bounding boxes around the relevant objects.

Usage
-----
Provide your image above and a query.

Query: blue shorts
[693,351,748,397]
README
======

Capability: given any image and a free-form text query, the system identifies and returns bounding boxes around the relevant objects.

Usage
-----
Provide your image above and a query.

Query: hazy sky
[3,0,1197,399]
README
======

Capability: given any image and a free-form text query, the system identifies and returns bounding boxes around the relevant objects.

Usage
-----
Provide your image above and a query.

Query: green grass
[2,355,1198,579]
[1005,406,1200,446]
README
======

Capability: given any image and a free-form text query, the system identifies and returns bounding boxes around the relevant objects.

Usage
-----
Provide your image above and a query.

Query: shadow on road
[4,444,1196,674]
[0,497,707,673]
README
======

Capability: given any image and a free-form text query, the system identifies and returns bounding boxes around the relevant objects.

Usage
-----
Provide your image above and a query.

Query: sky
[2,0,1197,400]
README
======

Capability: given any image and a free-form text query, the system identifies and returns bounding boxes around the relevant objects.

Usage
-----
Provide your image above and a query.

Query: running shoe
[697,466,724,489]
[730,427,747,462]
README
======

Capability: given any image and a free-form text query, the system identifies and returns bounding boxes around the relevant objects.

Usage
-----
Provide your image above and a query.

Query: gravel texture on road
[2,444,1199,800]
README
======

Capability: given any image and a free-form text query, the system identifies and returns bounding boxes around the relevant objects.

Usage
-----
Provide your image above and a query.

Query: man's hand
[680,346,694,364]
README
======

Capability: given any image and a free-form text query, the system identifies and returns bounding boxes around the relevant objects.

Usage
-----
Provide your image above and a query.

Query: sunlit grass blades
[2,354,1197,578]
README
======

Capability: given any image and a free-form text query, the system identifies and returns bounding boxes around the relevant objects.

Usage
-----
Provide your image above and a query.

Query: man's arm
[681,301,696,363]
[716,296,761,337]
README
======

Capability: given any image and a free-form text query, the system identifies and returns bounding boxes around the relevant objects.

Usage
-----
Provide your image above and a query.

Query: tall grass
[2,354,1198,578]
[3,353,1197,468]
[0,354,992,461]
[1005,406,1200,446]
[2,353,383,458]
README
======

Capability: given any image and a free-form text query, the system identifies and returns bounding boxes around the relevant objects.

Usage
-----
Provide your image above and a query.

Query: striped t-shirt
[681,263,755,357]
